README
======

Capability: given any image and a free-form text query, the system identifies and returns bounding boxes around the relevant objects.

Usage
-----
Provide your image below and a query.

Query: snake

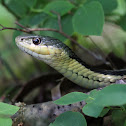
[15,35,126,89]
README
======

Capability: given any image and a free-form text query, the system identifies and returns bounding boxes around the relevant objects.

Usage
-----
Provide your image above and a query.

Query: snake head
[15,35,71,61]
[16,35,50,55]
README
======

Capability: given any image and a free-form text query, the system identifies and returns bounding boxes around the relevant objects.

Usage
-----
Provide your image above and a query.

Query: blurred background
[0,2,49,101]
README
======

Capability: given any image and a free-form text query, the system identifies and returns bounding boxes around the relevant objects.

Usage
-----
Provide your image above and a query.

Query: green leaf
[82,103,103,118]
[51,111,87,126]
[54,92,88,105]
[0,118,12,126]
[4,0,28,17]
[85,89,99,104]
[114,0,126,16]
[62,15,74,36]
[43,0,75,17]
[99,108,110,117]
[23,0,36,8]
[88,0,118,14]
[40,15,74,41]
[83,84,126,118]
[0,102,19,116]
[16,13,47,27]
[72,1,104,35]
[49,123,53,126]
[29,13,48,26]
[94,84,126,106]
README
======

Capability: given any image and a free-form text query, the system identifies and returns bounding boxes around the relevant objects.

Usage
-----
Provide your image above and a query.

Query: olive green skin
[15,35,123,89]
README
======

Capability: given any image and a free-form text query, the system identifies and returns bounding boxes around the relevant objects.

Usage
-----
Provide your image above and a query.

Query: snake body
[15,35,125,89]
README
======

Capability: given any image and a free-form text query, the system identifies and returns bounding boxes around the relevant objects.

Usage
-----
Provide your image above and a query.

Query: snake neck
[38,51,122,89]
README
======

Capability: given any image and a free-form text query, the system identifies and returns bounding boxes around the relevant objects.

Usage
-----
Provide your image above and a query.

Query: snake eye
[32,38,41,45]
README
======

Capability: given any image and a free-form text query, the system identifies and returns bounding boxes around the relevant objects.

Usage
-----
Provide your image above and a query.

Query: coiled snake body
[15,35,125,89]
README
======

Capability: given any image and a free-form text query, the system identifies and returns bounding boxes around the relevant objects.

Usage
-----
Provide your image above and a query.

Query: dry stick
[15,21,30,31]
[0,24,29,33]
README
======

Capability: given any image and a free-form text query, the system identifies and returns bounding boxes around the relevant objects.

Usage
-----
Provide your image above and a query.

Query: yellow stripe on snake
[15,35,125,89]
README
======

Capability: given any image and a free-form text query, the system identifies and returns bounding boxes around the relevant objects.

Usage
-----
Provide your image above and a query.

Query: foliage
[54,84,126,125]
[0,102,19,126]
[54,92,88,105]
[49,111,87,126]
[1,0,126,126]
[72,1,104,35]
[2,0,105,41]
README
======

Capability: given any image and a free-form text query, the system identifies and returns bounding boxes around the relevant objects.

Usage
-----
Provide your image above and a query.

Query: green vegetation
[0,102,19,126]
[1,0,126,126]
[53,85,126,125]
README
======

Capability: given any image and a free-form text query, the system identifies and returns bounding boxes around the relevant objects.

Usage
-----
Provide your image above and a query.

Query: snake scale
[15,35,125,89]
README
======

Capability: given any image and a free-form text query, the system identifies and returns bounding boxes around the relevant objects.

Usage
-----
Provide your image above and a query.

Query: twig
[0,24,30,33]
[15,21,30,31]
[51,10,62,32]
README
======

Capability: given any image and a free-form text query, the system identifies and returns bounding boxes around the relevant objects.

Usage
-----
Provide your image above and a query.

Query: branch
[15,21,30,30]
[12,79,126,125]
[51,10,62,32]
[12,101,86,126]
[0,24,30,33]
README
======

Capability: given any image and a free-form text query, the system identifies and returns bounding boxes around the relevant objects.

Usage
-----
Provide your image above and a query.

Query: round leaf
[0,102,19,116]
[82,103,103,118]
[72,1,104,35]
[0,118,12,126]
[54,92,88,105]
[88,0,118,14]
[94,84,126,106]
[51,111,87,126]
[40,15,74,41]
[43,1,75,17]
